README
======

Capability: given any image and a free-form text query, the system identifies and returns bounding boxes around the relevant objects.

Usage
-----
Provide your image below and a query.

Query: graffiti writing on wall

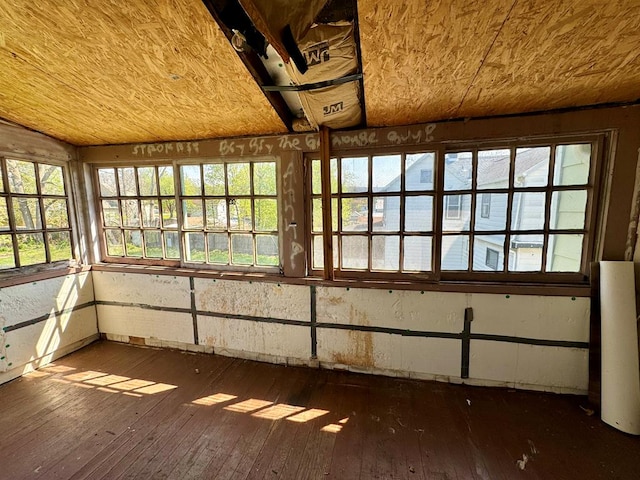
[132,142,200,157]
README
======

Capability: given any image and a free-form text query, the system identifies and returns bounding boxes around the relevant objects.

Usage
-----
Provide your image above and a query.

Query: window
[445,195,462,219]
[309,137,599,282]
[97,165,179,261]
[485,248,499,270]
[179,160,278,267]
[480,193,491,218]
[310,152,435,275]
[96,160,279,269]
[0,158,73,269]
[420,169,432,184]
[444,143,595,276]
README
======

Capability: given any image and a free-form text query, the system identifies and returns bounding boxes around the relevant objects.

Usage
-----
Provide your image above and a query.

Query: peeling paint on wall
[91,272,591,393]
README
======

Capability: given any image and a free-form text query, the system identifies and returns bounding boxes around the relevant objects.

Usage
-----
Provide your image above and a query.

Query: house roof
[477,147,549,187]
[382,147,548,191]
[1,0,639,146]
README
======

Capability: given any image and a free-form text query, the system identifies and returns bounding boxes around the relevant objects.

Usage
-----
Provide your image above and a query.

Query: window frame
[485,247,499,270]
[480,193,491,218]
[0,155,77,271]
[420,169,432,184]
[175,157,280,272]
[94,162,180,267]
[93,157,282,274]
[306,150,438,281]
[307,133,604,285]
[445,194,462,219]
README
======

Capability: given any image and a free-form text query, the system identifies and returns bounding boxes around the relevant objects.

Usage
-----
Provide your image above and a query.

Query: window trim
[93,162,181,268]
[420,169,432,184]
[306,151,438,281]
[444,194,462,219]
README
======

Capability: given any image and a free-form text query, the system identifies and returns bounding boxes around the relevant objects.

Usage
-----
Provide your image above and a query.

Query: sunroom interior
[1,0,640,478]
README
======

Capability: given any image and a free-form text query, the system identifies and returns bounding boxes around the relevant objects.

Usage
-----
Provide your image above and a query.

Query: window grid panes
[0,158,73,269]
[97,165,179,260]
[179,160,279,268]
[442,143,593,274]
[97,161,280,269]
[310,152,436,274]
[310,138,596,280]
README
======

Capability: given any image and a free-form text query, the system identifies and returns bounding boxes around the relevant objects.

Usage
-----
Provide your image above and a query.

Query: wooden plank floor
[0,341,638,480]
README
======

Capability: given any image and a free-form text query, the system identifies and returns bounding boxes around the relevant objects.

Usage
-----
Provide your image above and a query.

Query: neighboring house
[378,147,586,272]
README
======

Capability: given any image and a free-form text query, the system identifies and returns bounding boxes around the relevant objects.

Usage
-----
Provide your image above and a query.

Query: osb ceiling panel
[358,0,514,126]
[458,0,640,118]
[0,0,286,145]
[358,0,640,127]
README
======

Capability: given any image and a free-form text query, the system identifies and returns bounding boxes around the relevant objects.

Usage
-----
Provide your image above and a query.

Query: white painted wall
[93,271,195,349]
[316,287,589,392]
[93,271,191,309]
[195,278,310,364]
[0,272,98,385]
[92,271,591,394]
[194,278,310,321]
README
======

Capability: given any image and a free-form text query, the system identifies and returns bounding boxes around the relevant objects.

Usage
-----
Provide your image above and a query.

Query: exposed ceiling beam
[201,0,294,132]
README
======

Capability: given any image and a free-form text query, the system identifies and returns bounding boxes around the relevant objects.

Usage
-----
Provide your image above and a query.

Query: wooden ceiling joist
[200,0,294,131]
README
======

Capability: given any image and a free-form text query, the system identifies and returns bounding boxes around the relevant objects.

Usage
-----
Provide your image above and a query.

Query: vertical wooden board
[469,340,518,385]
[514,344,588,392]
[197,316,310,360]
[4,307,98,368]
[194,278,310,321]
[280,152,307,277]
[316,286,465,332]
[357,0,514,126]
[0,272,94,327]
[470,294,590,342]
[459,0,640,117]
[93,271,191,309]
[96,305,193,344]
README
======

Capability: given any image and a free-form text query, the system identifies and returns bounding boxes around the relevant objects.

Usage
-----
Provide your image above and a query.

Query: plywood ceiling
[0,0,286,145]
[1,0,640,145]
[359,0,640,126]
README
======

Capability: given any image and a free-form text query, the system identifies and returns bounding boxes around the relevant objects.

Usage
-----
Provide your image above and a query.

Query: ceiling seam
[454,0,520,118]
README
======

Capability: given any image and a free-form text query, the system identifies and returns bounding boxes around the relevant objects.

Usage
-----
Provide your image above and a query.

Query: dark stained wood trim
[200,0,294,132]
[320,127,334,280]
[90,263,591,297]
[0,265,90,289]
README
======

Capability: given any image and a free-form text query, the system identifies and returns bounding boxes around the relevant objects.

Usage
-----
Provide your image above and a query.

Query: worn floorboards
[0,341,638,480]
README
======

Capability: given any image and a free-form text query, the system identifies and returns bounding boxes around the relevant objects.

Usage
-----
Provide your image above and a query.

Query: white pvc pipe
[600,261,640,435]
